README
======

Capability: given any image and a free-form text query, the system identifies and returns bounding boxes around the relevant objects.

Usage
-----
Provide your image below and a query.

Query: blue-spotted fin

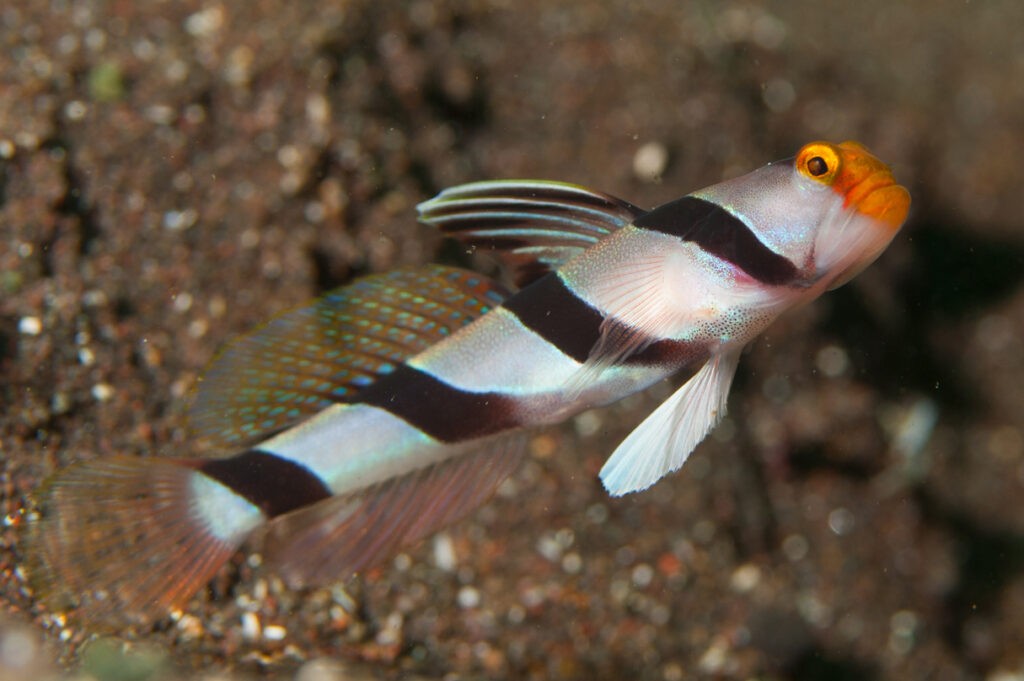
[27,141,910,622]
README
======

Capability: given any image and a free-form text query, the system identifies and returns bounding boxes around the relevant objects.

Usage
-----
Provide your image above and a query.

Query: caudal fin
[27,456,263,623]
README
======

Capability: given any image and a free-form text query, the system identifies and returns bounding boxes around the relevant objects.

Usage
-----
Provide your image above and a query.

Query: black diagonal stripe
[199,449,332,518]
[634,196,799,286]
[357,364,521,443]
[632,338,710,368]
[502,273,603,363]
[503,272,713,369]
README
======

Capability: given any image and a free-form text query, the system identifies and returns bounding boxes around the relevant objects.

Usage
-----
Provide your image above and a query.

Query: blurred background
[2,1,1024,679]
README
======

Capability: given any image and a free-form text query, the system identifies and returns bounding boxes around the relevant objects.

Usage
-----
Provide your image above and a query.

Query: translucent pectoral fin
[561,243,688,397]
[599,350,741,496]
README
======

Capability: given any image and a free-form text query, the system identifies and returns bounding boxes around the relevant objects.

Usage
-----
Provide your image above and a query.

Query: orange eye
[796,142,841,184]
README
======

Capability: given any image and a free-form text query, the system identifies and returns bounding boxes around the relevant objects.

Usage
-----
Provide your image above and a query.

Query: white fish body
[28,140,910,622]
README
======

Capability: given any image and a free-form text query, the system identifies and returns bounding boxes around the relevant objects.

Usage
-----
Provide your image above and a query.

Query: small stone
[729,563,761,593]
[262,624,287,641]
[241,612,260,642]
[91,383,115,401]
[632,563,654,588]
[457,586,480,609]
[18,317,42,336]
[633,142,669,182]
[185,6,225,38]
[561,552,582,574]
[433,533,457,572]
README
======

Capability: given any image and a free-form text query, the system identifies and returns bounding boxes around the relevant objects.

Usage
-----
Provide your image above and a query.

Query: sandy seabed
[3,2,1024,679]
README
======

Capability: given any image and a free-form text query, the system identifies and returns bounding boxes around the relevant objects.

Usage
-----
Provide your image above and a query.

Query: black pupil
[807,156,828,176]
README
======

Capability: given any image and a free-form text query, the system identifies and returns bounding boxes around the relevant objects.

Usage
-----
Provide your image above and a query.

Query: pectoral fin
[561,239,690,396]
[599,350,741,496]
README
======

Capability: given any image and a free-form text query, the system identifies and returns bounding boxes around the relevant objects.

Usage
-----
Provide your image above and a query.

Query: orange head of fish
[795,140,910,232]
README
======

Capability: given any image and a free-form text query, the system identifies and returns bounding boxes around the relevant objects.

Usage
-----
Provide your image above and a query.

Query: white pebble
[537,532,563,562]
[633,142,669,182]
[262,624,287,641]
[78,347,95,366]
[631,563,654,588]
[393,552,412,572]
[241,612,261,642]
[65,100,88,120]
[277,144,302,168]
[433,533,457,572]
[729,563,761,593]
[375,612,403,646]
[185,6,225,38]
[91,383,115,401]
[163,209,197,231]
[456,586,480,609]
[697,638,729,673]
[18,316,42,335]
[172,292,193,313]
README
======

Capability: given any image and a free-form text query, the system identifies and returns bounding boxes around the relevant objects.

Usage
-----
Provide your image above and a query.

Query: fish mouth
[847,173,911,232]
[811,142,911,289]
[836,142,911,232]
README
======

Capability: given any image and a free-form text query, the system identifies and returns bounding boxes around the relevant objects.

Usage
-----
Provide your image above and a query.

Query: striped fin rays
[417,179,643,287]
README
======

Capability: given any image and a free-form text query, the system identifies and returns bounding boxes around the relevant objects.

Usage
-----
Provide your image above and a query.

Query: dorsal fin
[418,180,643,287]
[188,266,510,451]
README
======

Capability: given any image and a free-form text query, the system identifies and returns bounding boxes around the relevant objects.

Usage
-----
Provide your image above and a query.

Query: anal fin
[264,435,527,587]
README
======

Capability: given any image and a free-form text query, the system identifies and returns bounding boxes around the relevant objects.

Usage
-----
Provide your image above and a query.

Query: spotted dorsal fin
[187,266,510,451]
[417,180,643,287]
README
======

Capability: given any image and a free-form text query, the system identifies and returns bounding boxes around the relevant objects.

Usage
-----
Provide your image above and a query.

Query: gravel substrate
[3,1,1024,679]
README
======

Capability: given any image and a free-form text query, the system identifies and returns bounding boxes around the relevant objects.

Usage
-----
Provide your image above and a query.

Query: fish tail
[27,456,264,622]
